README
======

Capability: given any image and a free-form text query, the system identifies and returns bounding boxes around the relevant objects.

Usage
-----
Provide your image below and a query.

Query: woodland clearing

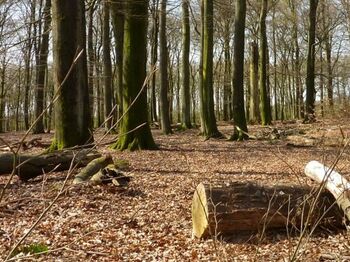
[1,119,350,261]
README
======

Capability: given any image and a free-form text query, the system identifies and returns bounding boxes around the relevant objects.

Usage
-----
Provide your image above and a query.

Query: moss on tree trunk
[112,0,156,151]
[51,0,93,150]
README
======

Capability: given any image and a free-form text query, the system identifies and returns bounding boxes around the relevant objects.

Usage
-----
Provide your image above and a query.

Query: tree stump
[192,182,342,238]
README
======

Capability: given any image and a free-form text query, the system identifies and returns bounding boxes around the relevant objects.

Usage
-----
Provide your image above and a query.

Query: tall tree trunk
[149,0,159,123]
[159,0,172,134]
[200,0,221,138]
[181,0,192,128]
[34,0,51,134]
[0,56,6,133]
[51,0,93,150]
[87,0,97,128]
[289,0,303,119]
[111,0,125,122]
[259,0,271,125]
[231,0,248,140]
[304,0,319,123]
[320,45,324,117]
[223,19,232,122]
[103,0,113,131]
[24,1,36,130]
[249,41,260,124]
[112,0,156,150]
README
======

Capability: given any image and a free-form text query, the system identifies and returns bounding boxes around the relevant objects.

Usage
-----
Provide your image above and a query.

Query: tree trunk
[223,20,232,122]
[304,0,319,123]
[51,0,93,150]
[111,0,125,122]
[103,0,113,131]
[33,0,51,134]
[249,42,260,124]
[87,0,97,128]
[192,182,342,239]
[181,0,192,129]
[200,0,221,138]
[231,0,248,140]
[112,0,157,150]
[149,0,159,123]
[259,0,272,125]
[159,0,172,134]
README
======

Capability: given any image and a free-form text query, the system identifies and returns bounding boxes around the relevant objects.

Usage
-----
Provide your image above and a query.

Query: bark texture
[51,0,92,149]
[192,182,342,239]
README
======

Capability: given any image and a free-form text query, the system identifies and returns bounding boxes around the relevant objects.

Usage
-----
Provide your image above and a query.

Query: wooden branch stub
[305,160,350,221]
[73,155,113,184]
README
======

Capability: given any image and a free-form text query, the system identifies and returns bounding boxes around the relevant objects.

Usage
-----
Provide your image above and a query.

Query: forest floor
[1,118,350,261]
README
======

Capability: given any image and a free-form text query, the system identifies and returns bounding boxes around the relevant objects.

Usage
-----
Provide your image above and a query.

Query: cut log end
[192,183,210,238]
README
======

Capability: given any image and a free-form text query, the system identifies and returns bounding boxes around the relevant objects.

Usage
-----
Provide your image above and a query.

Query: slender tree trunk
[34,0,51,134]
[231,0,248,140]
[111,0,124,122]
[24,1,36,130]
[304,0,319,123]
[87,0,96,128]
[223,19,232,122]
[249,42,260,124]
[103,0,113,131]
[149,0,159,123]
[320,45,324,117]
[159,0,172,134]
[181,0,192,128]
[259,0,271,125]
[51,0,93,150]
[112,0,157,150]
[200,0,221,138]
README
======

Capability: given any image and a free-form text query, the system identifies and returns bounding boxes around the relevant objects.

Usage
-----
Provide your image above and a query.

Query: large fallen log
[0,149,101,181]
[305,160,350,221]
[192,182,342,239]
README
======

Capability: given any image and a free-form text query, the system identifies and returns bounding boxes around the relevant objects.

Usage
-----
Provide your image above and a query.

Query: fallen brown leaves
[1,119,350,261]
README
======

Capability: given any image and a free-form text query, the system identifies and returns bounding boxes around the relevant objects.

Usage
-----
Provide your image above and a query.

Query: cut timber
[305,160,350,221]
[192,182,342,239]
[73,155,113,184]
[0,149,101,181]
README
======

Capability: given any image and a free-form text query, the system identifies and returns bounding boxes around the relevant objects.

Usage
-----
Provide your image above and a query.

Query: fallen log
[0,149,101,181]
[305,160,350,221]
[192,182,342,239]
[73,155,113,184]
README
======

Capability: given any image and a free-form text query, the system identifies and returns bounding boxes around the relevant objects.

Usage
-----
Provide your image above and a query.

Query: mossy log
[73,155,113,184]
[305,160,350,221]
[0,149,101,181]
[192,182,342,239]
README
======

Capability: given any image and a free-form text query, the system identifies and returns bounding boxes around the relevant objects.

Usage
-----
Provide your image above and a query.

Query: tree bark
[259,0,272,125]
[159,0,172,134]
[111,0,125,122]
[192,182,342,239]
[33,0,51,134]
[231,0,248,140]
[304,0,319,123]
[103,0,113,131]
[51,0,93,149]
[249,42,260,124]
[112,0,157,150]
[200,0,221,138]
[181,0,192,129]
[0,149,101,181]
